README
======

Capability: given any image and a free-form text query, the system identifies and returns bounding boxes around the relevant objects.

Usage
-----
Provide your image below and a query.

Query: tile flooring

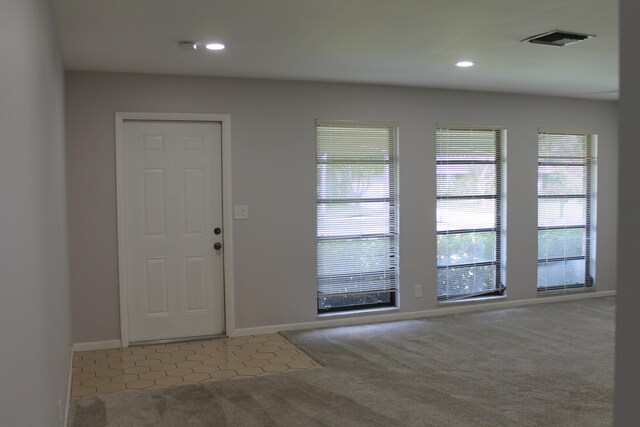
[72,333,319,398]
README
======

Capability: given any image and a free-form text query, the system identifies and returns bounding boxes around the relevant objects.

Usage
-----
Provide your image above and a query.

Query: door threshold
[130,333,227,346]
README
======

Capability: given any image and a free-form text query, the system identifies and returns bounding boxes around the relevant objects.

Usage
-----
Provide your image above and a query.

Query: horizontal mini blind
[537,130,596,291]
[316,121,398,308]
[436,126,504,301]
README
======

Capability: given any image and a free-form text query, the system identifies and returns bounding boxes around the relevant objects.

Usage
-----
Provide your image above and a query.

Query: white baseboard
[71,291,616,342]
[64,345,73,427]
[73,339,122,352]
[231,290,616,337]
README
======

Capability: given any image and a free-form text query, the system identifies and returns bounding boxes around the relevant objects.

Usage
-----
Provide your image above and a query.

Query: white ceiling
[52,0,619,100]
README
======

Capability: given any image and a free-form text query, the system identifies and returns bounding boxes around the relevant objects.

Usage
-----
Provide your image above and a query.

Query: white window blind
[436,126,505,301]
[316,121,398,312]
[537,130,596,291]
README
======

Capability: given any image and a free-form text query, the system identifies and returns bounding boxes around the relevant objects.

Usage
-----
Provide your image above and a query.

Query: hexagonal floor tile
[183,373,211,382]
[125,379,155,390]
[154,376,183,386]
[177,361,202,369]
[262,364,289,373]
[166,368,193,377]
[138,370,167,380]
[236,367,263,376]
[71,333,320,398]
[72,386,97,397]
[82,377,111,387]
[111,374,139,384]
[192,365,222,374]
[244,359,270,368]
[210,370,238,379]
[96,382,127,394]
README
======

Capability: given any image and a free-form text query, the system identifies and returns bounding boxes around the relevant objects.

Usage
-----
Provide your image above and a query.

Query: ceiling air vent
[522,30,595,47]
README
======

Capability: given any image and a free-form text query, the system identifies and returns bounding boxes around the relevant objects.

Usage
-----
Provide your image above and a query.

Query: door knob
[213,242,222,250]
[214,227,222,235]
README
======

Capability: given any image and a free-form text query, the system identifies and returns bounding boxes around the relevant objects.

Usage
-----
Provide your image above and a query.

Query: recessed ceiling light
[456,61,475,68]
[206,43,226,51]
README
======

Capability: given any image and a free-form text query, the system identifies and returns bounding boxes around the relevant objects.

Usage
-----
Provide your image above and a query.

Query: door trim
[115,112,234,347]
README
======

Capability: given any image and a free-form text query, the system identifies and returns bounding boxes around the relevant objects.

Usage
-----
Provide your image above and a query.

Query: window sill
[437,294,507,306]
[537,287,595,297]
[317,306,399,319]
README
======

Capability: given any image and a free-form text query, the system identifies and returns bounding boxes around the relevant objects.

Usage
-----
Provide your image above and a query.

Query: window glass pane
[318,273,396,295]
[538,198,586,228]
[318,237,393,277]
[437,232,496,267]
[538,165,585,196]
[318,292,392,310]
[437,164,496,197]
[539,134,586,159]
[437,199,496,232]
[317,127,392,162]
[436,129,496,162]
[317,164,390,199]
[318,202,391,237]
[537,259,586,288]
[437,265,497,299]
[538,228,585,260]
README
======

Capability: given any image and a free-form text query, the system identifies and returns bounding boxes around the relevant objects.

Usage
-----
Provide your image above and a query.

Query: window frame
[315,120,399,313]
[436,125,506,302]
[537,130,597,292]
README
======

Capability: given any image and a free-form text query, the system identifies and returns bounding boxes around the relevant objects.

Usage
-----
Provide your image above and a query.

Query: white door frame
[115,112,235,347]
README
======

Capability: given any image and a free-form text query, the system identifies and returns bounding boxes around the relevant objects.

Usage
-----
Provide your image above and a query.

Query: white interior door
[123,121,224,343]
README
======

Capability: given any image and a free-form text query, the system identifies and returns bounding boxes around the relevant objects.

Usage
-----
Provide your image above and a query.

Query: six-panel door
[123,121,224,342]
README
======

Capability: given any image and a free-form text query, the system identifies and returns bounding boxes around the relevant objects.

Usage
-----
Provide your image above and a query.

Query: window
[537,130,596,291]
[316,121,398,313]
[436,126,505,302]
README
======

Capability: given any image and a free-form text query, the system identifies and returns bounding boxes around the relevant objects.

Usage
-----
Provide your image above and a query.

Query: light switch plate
[414,285,423,298]
[234,205,249,220]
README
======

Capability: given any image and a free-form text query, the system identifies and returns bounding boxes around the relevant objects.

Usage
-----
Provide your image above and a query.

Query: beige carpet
[70,297,614,426]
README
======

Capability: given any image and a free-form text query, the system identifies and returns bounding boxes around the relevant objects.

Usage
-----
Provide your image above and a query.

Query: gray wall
[615,0,638,424]
[66,71,618,343]
[0,0,70,425]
